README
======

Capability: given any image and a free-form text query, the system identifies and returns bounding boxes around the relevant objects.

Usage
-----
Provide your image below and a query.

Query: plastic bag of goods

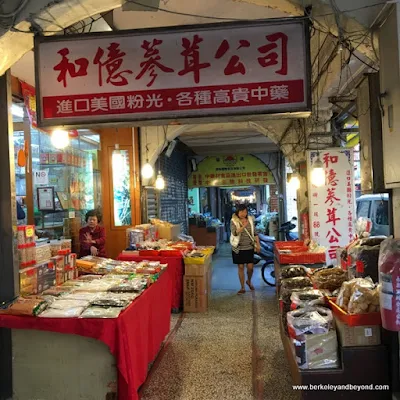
[348,282,380,314]
[286,307,333,338]
[377,239,400,330]
[0,296,48,317]
[336,277,374,312]
[281,265,308,280]
[292,330,339,370]
[290,289,325,309]
[311,267,348,292]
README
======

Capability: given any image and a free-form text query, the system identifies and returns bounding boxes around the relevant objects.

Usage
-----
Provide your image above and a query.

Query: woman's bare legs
[246,263,255,290]
[238,264,245,294]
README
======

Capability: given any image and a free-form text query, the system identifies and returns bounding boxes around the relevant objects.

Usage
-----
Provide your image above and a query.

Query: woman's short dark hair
[85,209,102,223]
[234,204,248,217]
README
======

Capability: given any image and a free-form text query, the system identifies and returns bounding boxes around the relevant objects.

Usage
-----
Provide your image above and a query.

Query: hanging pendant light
[155,171,165,190]
[288,172,300,190]
[112,144,124,171]
[142,162,154,179]
[51,129,70,149]
[311,153,325,187]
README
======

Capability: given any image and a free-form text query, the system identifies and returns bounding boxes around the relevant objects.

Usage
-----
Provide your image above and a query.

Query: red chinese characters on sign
[257,33,288,75]
[324,152,342,260]
[178,35,211,84]
[215,39,250,75]
[93,43,133,87]
[136,39,174,87]
[53,48,89,88]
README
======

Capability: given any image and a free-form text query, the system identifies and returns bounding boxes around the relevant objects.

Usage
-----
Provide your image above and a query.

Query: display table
[0,267,172,400]
[118,254,184,312]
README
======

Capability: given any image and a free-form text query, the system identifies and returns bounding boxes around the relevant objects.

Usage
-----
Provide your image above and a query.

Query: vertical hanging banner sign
[307,149,355,264]
[34,18,311,127]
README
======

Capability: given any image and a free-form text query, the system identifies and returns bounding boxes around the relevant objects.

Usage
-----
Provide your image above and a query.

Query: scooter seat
[258,234,276,242]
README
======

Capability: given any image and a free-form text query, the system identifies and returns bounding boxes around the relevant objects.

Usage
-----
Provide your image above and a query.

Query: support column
[0,70,19,400]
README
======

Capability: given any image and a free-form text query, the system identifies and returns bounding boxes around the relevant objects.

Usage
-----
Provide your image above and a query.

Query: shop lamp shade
[112,150,124,171]
[288,174,300,190]
[311,157,325,187]
[51,129,69,149]
[141,162,154,179]
[155,172,165,190]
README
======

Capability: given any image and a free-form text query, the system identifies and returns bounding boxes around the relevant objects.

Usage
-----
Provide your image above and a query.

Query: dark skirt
[232,249,254,265]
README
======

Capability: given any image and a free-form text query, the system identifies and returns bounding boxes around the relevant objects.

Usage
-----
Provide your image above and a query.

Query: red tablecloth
[0,267,172,400]
[118,254,184,311]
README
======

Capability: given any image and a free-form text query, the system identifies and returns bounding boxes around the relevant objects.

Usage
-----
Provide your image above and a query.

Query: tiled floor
[140,246,298,400]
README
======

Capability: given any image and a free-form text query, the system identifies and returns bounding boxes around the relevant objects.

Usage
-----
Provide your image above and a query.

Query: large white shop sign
[307,149,355,264]
[34,18,311,128]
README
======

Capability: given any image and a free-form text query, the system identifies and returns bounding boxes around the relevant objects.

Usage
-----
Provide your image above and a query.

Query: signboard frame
[307,148,355,264]
[34,18,311,129]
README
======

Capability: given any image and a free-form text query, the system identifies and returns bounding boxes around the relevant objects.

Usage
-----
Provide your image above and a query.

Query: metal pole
[0,70,19,400]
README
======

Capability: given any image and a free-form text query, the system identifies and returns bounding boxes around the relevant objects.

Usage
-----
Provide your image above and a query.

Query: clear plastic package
[287,307,333,337]
[80,307,122,319]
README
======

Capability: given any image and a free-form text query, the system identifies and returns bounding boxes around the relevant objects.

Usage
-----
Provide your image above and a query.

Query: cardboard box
[184,275,209,312]
[157,224,181,241]
[335,317,381,347]
[185,261,210,276]
[292,331,339,370]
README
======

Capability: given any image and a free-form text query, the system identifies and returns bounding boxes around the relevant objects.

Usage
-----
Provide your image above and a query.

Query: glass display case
[13,122,101,252]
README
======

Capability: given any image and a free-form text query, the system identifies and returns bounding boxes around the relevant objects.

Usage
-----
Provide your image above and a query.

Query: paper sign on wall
[33,169,49,185]
[307,149,355,264]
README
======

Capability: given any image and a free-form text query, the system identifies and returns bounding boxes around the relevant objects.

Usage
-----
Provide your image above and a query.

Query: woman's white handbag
[230,232,240,248]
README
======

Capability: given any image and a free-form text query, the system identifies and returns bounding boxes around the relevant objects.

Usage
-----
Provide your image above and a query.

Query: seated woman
[79,209,106,258]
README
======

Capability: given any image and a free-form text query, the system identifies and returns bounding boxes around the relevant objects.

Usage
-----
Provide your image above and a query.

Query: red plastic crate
[274,241,326,264]
[139,250,160,257]
[328,300,381,327]
[159,250,183,257]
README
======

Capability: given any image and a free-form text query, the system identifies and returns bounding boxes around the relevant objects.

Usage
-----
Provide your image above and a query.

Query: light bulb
[311,156,325,187]
[51,129,69,149]
[289,174,300,190]
[155,172,165,190]
[141,162,154,179]
[112,151,124,171]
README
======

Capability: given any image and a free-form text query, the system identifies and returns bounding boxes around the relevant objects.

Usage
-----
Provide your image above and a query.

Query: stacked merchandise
[183,250,213,312]
[17,225,36,270]
[1,259,167,319]
[17,226,78,297]
[150,219,181,241]
[310,266,382,347]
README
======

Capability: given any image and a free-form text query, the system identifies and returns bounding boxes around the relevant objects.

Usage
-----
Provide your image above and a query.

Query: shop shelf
[328,300,381,327]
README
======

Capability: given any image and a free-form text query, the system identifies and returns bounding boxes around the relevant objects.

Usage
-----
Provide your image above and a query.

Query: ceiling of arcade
[1,0,388,165]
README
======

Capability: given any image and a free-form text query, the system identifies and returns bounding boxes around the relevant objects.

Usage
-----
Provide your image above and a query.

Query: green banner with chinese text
[188,155,274,188]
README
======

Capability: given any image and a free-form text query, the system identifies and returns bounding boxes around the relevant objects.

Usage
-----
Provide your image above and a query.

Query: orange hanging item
[17,141,26,168]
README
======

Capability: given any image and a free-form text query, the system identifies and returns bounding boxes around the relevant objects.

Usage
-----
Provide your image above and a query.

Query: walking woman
[230,204,261,294]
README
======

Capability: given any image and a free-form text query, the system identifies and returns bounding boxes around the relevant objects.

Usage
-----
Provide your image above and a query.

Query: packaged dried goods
[293,331,339,370]
[281,265,308,280]
[42,286,73,296]
[290,290,325,309]
[312,267,348,292]
[347,281,379,314]
[336,277,377,313]
[280,277,312,295]
[80,306,122,319]
[39,307,85,318]
[78,275,103,282]
[0,296,47,317]
[287,307,333,338]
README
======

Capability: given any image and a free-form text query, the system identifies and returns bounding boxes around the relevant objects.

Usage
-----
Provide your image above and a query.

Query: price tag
[364,328,373,337]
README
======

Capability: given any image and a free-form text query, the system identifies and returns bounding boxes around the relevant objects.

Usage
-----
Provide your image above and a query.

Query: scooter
[255,218,298,286]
